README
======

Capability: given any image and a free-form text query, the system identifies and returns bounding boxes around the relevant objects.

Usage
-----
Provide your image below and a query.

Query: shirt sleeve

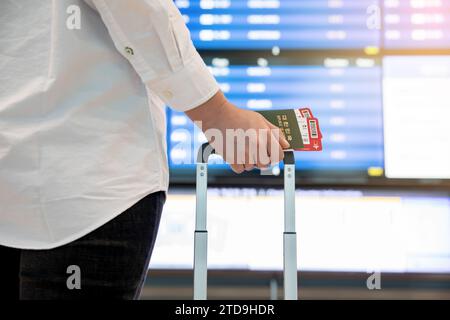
[84,0,220,111]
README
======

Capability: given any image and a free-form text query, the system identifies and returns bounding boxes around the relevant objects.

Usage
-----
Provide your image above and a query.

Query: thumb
[278,132,291,149]
[267,122,290,149]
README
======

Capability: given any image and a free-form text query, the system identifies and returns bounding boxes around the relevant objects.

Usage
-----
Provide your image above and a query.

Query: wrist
[185,90,235,130]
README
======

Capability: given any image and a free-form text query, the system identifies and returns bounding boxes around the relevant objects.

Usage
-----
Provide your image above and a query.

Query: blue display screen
[167,0,450,178]
[167,61,384,171]
[176,0,380,49]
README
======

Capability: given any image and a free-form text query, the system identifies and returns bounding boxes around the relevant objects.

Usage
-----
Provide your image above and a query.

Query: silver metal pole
[193,162,208,300]
[283,161,298,300]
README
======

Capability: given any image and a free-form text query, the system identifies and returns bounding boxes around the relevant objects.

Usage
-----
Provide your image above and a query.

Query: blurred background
[142,0,450,299]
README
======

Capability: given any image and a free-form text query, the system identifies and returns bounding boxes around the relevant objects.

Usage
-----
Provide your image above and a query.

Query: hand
[185,91,290,173]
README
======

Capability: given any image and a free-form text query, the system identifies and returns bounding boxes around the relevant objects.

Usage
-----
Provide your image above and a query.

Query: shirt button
[162,90,173,100]
[124,46,134,56]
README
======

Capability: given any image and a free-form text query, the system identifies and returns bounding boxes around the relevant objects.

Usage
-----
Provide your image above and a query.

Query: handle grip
[196,142,295,165]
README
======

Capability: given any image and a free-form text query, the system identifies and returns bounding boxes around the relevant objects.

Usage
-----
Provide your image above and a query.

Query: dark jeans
[0,191,166,300]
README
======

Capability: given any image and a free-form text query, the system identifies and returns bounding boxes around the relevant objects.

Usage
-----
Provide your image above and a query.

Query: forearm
[185,90,234,130]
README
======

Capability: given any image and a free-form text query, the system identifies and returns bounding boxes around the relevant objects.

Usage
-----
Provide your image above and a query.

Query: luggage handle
[194,143,298,300]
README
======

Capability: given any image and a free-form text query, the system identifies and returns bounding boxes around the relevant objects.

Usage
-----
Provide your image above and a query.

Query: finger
[256,156,270,169]
[231,164,245,174]
[257,163,269,171]
[244,163,255,171]
[267,122,290,149]
[244,149,256,171]
[268,131,285,165]
[256,150,271,169]
[245,146,258,171]
[255,131,271,169]
[279,135,291,150]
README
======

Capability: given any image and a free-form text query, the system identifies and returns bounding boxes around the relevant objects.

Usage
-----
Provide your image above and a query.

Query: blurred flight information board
[151,189,450,272]
[167,56,384,171]
[167,0,450,180]
[384,0,450,49]
[176,0,450,50]
[176,0,380,49]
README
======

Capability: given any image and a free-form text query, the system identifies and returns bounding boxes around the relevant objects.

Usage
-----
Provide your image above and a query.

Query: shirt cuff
[145,53,220,112]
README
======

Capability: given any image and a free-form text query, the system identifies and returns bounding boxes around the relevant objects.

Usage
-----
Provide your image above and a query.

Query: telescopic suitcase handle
[193,143,298,300]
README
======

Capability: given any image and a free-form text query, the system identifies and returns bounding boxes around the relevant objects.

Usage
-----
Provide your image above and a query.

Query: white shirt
[0,0,219,249]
